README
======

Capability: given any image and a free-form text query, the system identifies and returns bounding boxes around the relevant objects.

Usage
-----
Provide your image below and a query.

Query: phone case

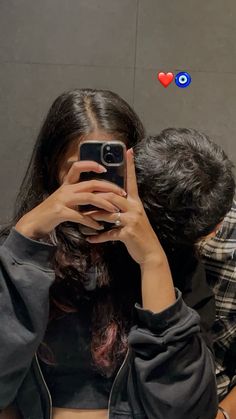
[79,141,126,190]
[78,141,126,234]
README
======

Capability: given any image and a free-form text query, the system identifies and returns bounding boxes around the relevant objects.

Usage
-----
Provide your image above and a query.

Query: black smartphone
[78,140,127,235]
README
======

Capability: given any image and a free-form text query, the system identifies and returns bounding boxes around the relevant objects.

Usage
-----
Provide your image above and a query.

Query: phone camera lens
[104,152,115,164]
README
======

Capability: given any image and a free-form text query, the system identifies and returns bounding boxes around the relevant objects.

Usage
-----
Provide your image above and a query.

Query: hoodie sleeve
[0,227,57,409]
[127,288,218,419]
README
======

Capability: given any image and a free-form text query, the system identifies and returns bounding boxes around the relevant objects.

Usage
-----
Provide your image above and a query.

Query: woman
[0,89,218,419]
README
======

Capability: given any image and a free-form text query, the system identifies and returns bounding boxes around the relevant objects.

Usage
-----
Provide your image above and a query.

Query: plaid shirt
[198,200,236,400]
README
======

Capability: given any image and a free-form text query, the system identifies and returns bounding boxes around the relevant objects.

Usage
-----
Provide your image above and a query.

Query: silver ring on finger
[114,211,122,227]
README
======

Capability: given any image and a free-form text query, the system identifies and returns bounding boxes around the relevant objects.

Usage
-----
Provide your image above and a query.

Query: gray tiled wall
[0,0,235,221]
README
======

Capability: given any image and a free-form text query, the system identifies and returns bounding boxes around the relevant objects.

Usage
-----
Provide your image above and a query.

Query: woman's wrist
[15,219,45,241]
[140,253,176,312]
[140,249,168,269]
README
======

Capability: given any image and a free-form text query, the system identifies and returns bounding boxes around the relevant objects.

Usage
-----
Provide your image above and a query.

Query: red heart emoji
[158,72,174,88]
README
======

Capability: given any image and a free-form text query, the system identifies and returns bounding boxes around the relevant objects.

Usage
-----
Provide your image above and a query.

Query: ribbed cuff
[134,288,195,333]
[2,227,57,269]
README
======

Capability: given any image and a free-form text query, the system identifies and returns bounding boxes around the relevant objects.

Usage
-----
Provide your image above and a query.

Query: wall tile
[0,0,137,67]
[134,68,236,163]
[136,0,236,72]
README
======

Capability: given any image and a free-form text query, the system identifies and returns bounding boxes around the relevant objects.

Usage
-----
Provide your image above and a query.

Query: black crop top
[38,294,122,409]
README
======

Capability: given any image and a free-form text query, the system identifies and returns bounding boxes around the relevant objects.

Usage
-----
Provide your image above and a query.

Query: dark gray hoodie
[0,228,218,419]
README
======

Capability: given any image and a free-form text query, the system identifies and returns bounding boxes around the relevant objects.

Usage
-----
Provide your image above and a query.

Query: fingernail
[97,225,105,230]
[109,206,120,212]
[121,190,127,196]
[130,148,134,156]
[99,166,107,173]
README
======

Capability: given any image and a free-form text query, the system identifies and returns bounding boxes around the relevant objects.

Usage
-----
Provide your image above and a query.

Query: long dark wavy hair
[0,88,145,377]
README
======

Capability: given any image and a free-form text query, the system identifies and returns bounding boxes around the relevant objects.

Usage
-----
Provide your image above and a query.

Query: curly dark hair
[134,128,235,248]
[0,88,144,377]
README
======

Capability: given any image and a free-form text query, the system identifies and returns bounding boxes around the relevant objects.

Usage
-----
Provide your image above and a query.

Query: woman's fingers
[62,161,107,185]
[69,192,120,213]
[91,192,129,212]
[86,228,121,243]
[90,210,124,225]
[65,208,105,230]
[71,179,126,196]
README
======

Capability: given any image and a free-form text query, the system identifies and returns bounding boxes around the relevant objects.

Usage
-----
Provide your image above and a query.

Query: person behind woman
[133,128,235,419]
[198,200,236,419]
[0,90,218,419]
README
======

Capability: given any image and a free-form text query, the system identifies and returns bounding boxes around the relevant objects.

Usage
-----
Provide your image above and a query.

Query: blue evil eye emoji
[175,72,191,88]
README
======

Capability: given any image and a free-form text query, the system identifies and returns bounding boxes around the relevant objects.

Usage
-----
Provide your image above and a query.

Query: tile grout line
[0,60,134,70]
[132,0,139,107]
[1,60,236,76]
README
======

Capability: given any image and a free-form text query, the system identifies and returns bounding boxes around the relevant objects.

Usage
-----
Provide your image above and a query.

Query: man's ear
[214,220,223,234]
[205,221,223,239]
